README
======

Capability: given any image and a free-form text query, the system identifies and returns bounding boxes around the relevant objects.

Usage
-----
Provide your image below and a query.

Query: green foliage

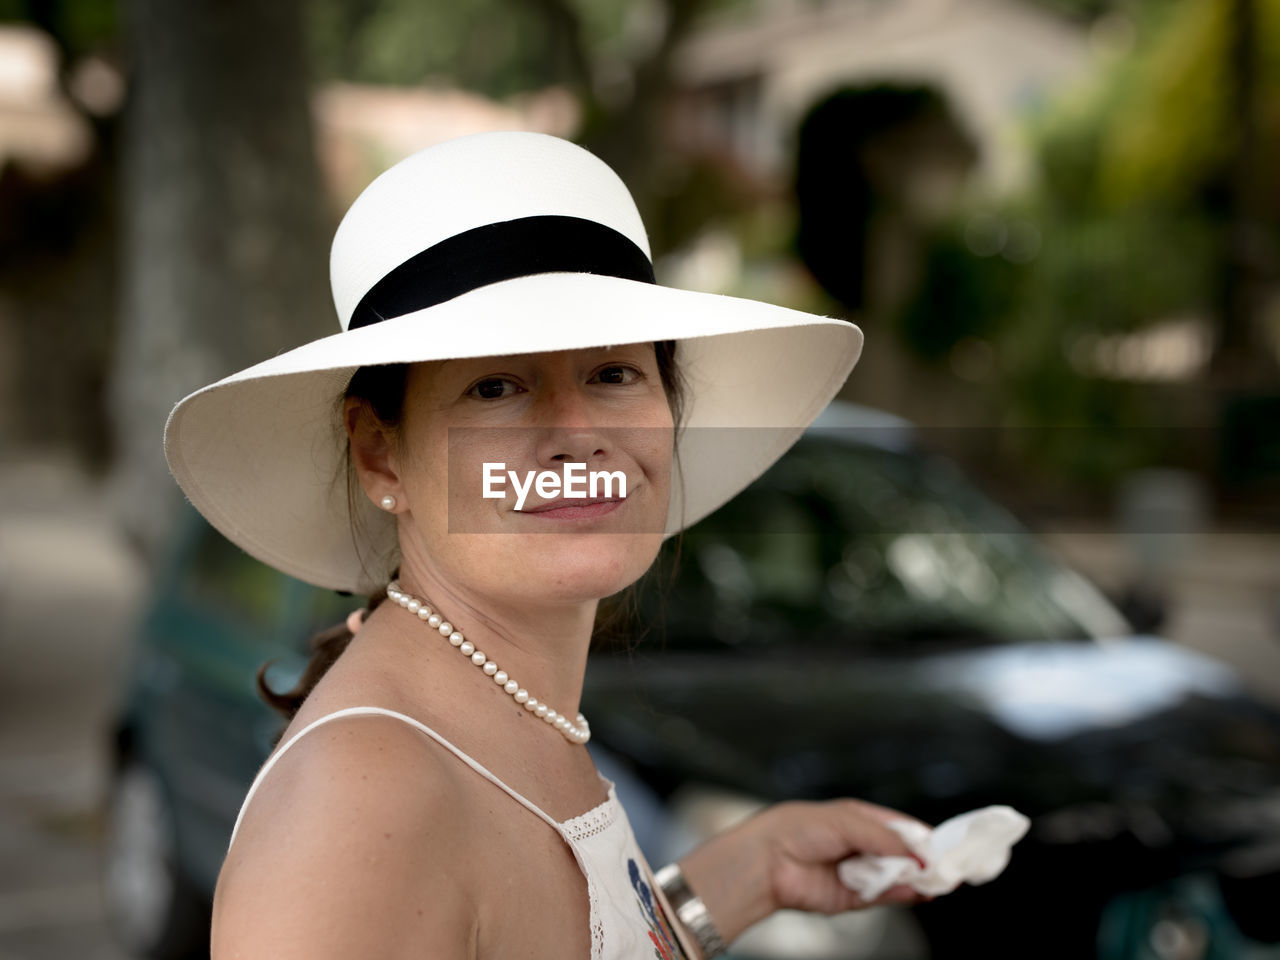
[0,0,117,60]
[646,154,756,256]
[896,224,1027,360]
[1021,0,1127,19]
[1033,0,1280,213]
[1027,214,1214,334]
[1100,0,1280,209]
[308,0,557,96]
[1095,0,1234,208]
[899,206,1218,484]
[894,0,1269,487]
[305,0,685,99]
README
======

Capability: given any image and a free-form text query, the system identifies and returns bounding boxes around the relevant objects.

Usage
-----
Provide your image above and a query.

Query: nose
[542,431,607,466]
[533,383,609,468]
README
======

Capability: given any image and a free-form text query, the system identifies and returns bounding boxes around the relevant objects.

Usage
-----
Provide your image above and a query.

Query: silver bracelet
[654,862,729,960]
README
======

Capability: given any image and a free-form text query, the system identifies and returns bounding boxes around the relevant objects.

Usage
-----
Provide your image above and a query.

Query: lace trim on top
[591,912,606,960]
[558,783,620,958]
[560,784,620,841]
[588,877,606,960]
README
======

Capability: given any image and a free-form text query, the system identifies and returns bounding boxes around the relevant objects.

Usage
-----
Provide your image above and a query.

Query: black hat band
[348,215,656,330]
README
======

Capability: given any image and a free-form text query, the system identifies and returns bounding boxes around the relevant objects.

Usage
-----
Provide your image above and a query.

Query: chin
[512,531,664,602]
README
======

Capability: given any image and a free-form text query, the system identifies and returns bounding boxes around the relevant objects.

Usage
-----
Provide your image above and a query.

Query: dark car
[101,403,1280,960]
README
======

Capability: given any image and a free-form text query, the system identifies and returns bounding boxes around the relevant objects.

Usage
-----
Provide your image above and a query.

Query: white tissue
[836,805,1031,900]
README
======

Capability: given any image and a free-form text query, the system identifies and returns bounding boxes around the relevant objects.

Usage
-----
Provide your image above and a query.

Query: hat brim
[164,271,862,593]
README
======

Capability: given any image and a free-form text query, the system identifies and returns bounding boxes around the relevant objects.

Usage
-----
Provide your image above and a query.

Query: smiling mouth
[519,498,625,519]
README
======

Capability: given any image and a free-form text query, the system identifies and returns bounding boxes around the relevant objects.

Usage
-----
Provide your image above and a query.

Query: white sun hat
[163,130,862,594]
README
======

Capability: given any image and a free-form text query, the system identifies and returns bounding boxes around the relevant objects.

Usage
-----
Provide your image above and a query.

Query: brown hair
[257,342,686,724]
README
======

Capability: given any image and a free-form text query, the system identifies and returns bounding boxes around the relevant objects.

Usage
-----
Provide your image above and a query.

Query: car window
[644,438,1126,651]
[181,525,290,630]
[180,522,356,655]
[290,581,364,650]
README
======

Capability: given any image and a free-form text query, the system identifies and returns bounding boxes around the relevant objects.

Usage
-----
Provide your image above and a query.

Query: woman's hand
[674,798,932,947]
[764,799,932,913]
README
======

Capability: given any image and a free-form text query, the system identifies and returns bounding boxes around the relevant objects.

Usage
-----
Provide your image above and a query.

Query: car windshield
[642,437,1127,652]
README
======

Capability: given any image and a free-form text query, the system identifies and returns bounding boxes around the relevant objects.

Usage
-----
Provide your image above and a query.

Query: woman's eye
[467,377,519,400]
[594,365,641,385]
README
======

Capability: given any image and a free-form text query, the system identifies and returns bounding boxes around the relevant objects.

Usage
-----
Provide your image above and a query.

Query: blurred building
[313,82,578,208]
[669,0,1091,194]
[655,0,1097,434]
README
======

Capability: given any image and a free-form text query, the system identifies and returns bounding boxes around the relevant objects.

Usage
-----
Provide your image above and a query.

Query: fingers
[833,880,930,915]
[346,608,366,634]
[762,799,939,916]
[852,798,933,834]
[828,799,929,868]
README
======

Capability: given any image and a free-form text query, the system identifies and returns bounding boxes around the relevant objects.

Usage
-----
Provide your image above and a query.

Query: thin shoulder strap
[227,705,561,852]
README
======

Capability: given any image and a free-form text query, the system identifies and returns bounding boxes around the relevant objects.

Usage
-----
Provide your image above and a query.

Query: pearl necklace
[386,580,591,745]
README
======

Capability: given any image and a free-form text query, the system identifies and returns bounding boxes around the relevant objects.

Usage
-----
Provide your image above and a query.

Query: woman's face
[377,343,675,609]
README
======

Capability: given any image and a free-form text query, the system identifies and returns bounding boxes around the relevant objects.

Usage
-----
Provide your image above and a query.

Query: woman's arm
[670,798,930,953]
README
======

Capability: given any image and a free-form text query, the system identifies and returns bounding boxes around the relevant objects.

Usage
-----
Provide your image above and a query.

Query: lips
[520,497,625,519]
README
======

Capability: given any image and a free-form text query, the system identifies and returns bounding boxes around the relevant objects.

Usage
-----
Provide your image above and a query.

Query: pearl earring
[380,494,397,511]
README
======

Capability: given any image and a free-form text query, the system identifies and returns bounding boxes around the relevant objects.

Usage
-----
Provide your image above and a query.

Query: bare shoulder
[212,712,479,960]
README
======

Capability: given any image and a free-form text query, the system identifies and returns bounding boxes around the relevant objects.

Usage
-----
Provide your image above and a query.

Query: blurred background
[0,0,1277,957]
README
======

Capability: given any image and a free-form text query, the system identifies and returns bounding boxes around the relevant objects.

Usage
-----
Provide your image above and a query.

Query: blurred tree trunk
[582,0,706,220]
[527,0,712,240]
[1212,0,1277,386]
[111,0,331,568]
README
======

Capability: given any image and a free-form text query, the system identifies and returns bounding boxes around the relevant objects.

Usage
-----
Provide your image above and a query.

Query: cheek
[637,397,675,481]
[438,429,527,529]
[635,430,675,502]
[401,437,449,523]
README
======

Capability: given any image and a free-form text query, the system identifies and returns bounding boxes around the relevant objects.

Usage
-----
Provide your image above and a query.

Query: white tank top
[227,705,696,960]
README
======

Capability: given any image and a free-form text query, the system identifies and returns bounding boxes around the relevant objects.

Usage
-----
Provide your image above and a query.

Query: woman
[165,131,932,960]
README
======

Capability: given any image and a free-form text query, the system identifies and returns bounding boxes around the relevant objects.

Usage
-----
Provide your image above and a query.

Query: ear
[344,397,404,512]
